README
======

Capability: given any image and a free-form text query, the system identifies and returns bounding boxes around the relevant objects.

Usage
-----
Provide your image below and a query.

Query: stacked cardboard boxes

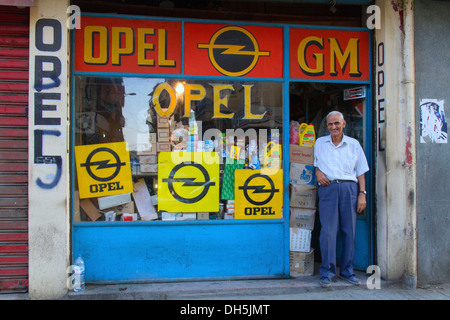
[289,144,316,276]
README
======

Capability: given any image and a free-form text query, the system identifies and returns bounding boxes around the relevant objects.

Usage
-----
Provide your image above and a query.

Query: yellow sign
[75,142,133,199]
[158,152,220,212]
[234,169,283,219]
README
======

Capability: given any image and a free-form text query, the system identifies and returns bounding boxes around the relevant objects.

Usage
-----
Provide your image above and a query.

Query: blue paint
[74,220,286,282]
[34,129,62,189]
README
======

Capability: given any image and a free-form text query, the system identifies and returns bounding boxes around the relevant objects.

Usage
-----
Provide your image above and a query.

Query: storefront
[70,13,372,282]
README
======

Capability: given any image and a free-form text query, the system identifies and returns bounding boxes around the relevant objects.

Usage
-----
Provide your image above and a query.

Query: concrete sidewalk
[2,269,449,300]
[59,269,450,300]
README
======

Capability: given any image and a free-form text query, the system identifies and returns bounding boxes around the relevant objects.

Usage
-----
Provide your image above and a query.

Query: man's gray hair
[326,111,345,122]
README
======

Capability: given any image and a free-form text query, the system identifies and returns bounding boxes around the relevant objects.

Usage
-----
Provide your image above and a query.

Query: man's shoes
[319,277,332,288]
[339,274,361,285]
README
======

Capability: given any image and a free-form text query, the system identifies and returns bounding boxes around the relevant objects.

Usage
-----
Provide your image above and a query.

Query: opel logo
[162,161,216,203]
[197,26,270,77]
[238,173,280,206]
[80,147,126,182]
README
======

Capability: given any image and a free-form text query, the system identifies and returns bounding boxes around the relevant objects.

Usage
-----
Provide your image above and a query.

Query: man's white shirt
[314,134,369,182]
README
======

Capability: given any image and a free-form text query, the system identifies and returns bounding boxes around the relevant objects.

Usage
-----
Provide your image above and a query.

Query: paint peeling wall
[414,0,450,285]
[374,0,417,282]
[28,0,70,299]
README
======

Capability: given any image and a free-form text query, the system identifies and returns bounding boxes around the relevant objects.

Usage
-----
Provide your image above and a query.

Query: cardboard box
[157,116,170,128]
[139,155,157,164]
[289,144,314,164]
[140,163,158,173]
[80,198,102,221]
[290,227,311,252]
[98,193,132,210]
[157,142,171,152]
[111,201,135,216]
[290,184,317,209]
[290,208,316,230]
[132,179,158,221]
[177,213,197,221]
[289,163,316,185]
[162,212,179,221]
[157,128,170,142]
[197,212,209,220]
[161,212,197,221]
[122,213,138,221]
[290,249,314,276]
[137,141,156,155]
[139,155,158,173]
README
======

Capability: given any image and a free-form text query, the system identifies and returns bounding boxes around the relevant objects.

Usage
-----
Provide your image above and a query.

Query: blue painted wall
[74,220,286,282]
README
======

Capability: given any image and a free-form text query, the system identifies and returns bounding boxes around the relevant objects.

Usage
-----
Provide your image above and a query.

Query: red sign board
[184,23,283,78]
[74,17,182,74]
[74,17,369,81]
[290,28,370,81]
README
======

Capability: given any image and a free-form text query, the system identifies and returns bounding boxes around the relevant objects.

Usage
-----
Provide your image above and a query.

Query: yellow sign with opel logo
[75,142,133,199]
[234,169,283,219]
[158,152,220,212]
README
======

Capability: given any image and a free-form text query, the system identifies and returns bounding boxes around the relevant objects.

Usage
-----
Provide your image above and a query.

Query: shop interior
[288,81,367,264]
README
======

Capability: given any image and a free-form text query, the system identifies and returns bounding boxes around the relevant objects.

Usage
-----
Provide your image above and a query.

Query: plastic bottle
[299,123,316,147]
[289,121,300,144]
[73,254,85,292]
[297,123,307,145]
[249,139,260,169]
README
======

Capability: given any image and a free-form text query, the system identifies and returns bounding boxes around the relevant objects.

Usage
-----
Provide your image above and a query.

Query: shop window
[73,77,283,222]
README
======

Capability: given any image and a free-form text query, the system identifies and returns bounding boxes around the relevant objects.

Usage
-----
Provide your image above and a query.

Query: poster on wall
[420,99,448,144]
[234,169,283,219]
[158,152,220,212]
[75,142,133,199]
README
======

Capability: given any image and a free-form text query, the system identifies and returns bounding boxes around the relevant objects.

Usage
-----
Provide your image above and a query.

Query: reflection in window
[73,77,283,222]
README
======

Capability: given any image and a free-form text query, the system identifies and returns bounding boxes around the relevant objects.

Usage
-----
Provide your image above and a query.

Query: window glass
[73,77,283,222]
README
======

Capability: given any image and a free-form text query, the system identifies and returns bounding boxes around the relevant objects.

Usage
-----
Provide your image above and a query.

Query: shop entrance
[289,82,373,270]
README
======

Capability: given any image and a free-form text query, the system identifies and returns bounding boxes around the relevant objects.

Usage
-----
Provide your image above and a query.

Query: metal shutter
[0,5,29,293]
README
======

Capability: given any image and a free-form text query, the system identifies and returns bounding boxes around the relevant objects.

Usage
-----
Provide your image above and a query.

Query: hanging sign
[75,142,133,199]
[343,86,366,100]
[158,152,220,212]
[184,23,283,78]
[74,16,181,74]
[234,169,283,219]
[290,28,370,81]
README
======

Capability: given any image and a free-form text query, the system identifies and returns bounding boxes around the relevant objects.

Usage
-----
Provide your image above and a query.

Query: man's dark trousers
[318,181,357,280]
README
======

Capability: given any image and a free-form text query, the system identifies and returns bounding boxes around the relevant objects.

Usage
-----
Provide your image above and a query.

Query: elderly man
[314,111,369,288]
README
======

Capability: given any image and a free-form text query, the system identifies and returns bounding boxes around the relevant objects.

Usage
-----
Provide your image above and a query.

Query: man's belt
[330,179,356,184]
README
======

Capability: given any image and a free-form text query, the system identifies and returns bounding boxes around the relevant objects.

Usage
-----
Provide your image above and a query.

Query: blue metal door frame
[71,14,373,282]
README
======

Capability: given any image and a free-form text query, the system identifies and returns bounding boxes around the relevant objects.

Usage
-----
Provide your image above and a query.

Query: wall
[414,0,450,285]
[28,0,70,299]
[374,0,417,284]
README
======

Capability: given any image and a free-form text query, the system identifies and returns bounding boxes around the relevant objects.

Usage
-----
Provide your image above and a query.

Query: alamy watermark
[66,5,81,30]
[366,5,381,30]
[366,265,382,289]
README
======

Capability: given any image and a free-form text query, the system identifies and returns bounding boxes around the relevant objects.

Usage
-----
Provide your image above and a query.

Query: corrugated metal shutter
[0,5,29,294]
